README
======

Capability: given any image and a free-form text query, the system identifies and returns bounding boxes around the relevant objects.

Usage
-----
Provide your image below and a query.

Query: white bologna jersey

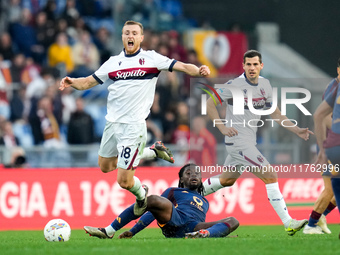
[93,48,177,123]
[217,73,273,145]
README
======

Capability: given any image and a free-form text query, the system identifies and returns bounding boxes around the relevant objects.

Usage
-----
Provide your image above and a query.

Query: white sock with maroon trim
[141,147,156,159]
[266,182,292,227]
[128,176,146,200]
[203,176,224,196]
[105,225,115,237]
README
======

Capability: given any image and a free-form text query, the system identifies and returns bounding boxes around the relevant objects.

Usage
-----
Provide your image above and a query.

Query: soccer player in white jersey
[59,20,210,216]
[203,50,313,236]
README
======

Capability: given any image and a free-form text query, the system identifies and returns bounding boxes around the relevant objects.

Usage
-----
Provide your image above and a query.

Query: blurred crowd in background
[0,0,220,168]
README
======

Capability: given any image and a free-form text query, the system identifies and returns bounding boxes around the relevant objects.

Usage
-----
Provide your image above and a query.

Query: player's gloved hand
[118,231,134,239]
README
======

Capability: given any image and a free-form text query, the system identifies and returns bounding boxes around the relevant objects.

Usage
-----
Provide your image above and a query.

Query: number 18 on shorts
[98,122,146,169]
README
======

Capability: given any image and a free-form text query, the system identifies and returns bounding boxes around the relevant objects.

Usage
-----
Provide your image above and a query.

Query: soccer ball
[44,219,71,242]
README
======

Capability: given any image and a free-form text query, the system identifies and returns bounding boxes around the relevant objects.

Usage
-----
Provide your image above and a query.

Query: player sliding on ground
[203,50,313,236]
[84,163,239,239]
[59,20,210,217]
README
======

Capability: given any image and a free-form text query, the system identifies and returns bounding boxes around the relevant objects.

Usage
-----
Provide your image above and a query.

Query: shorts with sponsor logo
[158,204,198,238]
[98,122,146,169]
[224,141,269,173]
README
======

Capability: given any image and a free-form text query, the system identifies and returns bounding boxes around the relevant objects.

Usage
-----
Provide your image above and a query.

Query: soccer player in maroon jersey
[84,164,239,239]
[314,58,340,235]
[303,59,340,234]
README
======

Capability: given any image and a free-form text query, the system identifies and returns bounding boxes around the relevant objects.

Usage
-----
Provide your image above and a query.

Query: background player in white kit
[203,50,313,235]
[59,20,210,217]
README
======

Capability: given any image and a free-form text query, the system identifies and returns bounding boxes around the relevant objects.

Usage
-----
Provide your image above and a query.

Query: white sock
[141,147,156,159]
[203,176,224,196]
[266,182,292,227]
[105,225,115,237]
[128,176,146,200]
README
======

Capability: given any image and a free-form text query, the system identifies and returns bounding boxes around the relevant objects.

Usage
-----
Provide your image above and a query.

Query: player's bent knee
[226,217,239,231]
[117,178,134,190]
[263,178,278,184]
[323,178,334,191]
[98,164,113,173]
[99,166,111,173]
[147,195,172,212]
[117,173,135,189]
[220,178,237,187]
[147,195,162,208]
[98,157,117,173]
[230,217,240,230]
[323,186,333,193]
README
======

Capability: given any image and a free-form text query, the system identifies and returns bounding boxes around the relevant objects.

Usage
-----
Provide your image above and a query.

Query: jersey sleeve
[323,79,338,100]
[129,212,155,235]
[325,83,339,108]
[153,51,177,72]
[160,188,172,198]
[216,82,234,102]
[93,57,114,84]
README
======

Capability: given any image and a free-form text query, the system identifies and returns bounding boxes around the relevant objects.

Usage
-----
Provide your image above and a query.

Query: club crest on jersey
[257,155,264,163]
[260,88,266,96]
[243,89,247,94]
[118,61,122,66]
[139,58,145,65]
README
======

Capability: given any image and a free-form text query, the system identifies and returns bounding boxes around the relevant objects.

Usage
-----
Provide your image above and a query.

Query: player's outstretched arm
[207,95,238,137]
[270,107,314,140]
[59,75,99,91]
[172,61,210,77]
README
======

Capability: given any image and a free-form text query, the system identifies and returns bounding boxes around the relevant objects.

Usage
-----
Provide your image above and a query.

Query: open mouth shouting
[128,40,134,47]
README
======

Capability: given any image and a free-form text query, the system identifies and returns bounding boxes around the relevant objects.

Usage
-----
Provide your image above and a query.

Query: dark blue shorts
[322,164,333,177]
[316,145,334,177]
[159,204,199,238]
[326,146,340,164]
[326,145,340,176]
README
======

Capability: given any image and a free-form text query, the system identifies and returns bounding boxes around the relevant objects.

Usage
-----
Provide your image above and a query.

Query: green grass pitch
[0,225,339,255]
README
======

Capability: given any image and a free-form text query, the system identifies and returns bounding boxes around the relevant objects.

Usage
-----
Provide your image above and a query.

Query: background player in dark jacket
[84,163,239,238]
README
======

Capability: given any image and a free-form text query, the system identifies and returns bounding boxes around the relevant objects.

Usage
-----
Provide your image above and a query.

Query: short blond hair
[123,20,144,35]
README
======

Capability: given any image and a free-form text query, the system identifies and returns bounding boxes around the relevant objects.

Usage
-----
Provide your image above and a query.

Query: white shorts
[98,122,146,169]
[224,141,269,174]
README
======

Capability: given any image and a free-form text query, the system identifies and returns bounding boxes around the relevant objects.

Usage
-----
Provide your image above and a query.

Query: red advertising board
[0,166,338,230]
